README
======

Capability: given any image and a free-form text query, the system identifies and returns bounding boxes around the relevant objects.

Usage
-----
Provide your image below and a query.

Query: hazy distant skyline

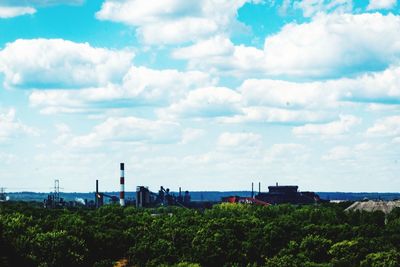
[0,0,399,192]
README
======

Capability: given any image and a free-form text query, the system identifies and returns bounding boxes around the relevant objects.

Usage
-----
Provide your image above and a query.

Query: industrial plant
[38,162,327,209]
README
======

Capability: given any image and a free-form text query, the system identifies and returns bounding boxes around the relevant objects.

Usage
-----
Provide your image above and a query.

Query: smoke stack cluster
[120,163,125,206]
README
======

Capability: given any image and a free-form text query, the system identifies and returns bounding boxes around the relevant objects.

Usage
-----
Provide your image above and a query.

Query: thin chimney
[120,163,125,206]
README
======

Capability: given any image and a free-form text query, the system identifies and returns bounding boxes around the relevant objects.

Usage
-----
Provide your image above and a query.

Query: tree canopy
[1,202,400,267]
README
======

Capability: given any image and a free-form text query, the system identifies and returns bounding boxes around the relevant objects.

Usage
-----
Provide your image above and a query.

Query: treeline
[1,202,400,267]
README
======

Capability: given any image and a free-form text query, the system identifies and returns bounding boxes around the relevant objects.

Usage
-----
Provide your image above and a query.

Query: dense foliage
[1,201,400,267]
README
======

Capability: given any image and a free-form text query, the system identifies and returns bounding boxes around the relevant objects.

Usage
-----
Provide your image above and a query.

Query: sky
[0,0,399,193]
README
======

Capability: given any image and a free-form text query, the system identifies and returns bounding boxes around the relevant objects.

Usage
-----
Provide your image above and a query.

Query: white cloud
[155,65,400,124]
[263,13,400,78]
[220,65,400,122]
[0,108,37,142]
[172,36,265,76]
[219,73,397,124]
[322,146,352,160]
[173,36,234,59]
[367,0,396,10]
[27,61,400,120]
[29,67,214,114]
[0,0,84,6]
[264,143,307,162]
[293,115,361,136]
[0,6,36,18]
[322,143,376,161]
[66,116,180,148]
[135,18,219,45]
[366,115,400,138]
[239,65,400,107]
[217,132,262,148]
[120,67,214,104]
[96,0,258,45]
[294,0,353,17]
[158,86,243,119]
[0,38,134,89]
[221,106,329,124]
[181,128,205,144]
[367,104,399,112]
[174,13,400,79]
[0,152,15,165]
[53,123,72,145]
[341,65,400,103]
[239,79,339,109]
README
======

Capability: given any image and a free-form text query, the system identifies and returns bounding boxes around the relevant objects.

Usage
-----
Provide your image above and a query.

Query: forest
[1,201,400,267]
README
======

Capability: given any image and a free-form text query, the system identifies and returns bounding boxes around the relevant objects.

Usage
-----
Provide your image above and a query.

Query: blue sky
[0,0,399,193]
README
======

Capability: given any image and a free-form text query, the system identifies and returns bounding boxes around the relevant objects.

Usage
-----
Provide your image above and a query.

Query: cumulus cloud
[366,115,400,138]
[0,108,37,142]
[239,79,339,109]
[96,0,259,45]
[0,0,84,6]
[322,143,377,161]
[181,128,205,144]
[263,13,400,78]
[175,13,400,79]
[218,64,400,123]
[120,67,214,104]
[264,143,308,162]
[53,123,72,145]
[187,63,400,124]
[172,35,265,76]
[0,38,134,89]
[29,67,213,114]
[322,143,372,161]
[367,0,396,10]
[0,6,36,18]
[217,132,262,148]
[221,106,329,124]
[173,36,235,59]
[65,116,180,148]
[292,115,361,136]
[156,62,400,124]
[294,0,353,17]
[323,146,353,160]
[158,87,243,119]
[239,65,400,108]
[341,66,400,103]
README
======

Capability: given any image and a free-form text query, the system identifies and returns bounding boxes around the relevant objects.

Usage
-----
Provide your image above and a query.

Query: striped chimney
[120,163,125,206]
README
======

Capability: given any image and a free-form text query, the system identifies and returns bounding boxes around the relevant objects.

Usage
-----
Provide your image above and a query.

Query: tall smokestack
[251,182,254,198]
[259,182,261,194]
[120,163,125,206]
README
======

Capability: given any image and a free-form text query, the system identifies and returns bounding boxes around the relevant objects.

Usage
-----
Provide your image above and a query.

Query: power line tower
[51,180,60,208]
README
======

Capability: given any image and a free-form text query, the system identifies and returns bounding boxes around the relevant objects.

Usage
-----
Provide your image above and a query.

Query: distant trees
[1,201,400,266]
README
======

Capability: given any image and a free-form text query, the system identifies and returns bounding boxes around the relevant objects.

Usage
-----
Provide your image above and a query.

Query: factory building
[255,184,323,204]
[136,186,151,208]
[40,162,326,209]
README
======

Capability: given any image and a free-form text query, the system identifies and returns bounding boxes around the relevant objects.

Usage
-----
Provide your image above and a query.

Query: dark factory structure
[255,183,324,204]
[136,186,194,208]
[95,179,119,208]
[136,186,151,208]
[42,163,326,209]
